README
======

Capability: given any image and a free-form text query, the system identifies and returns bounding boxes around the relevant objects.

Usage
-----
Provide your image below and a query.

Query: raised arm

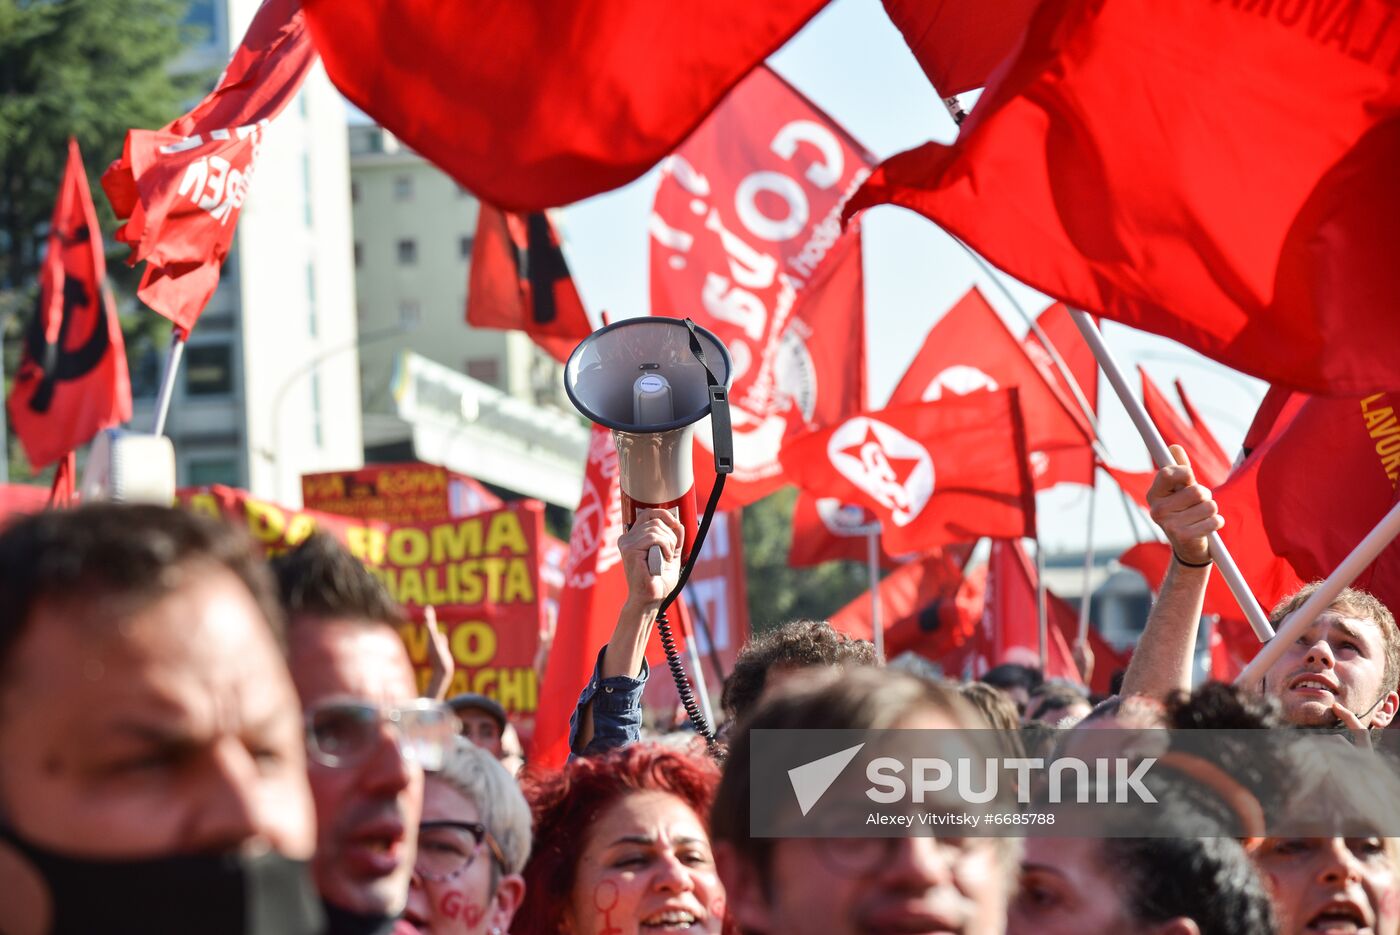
[570,508,684,755]
[1120,445,1224,700]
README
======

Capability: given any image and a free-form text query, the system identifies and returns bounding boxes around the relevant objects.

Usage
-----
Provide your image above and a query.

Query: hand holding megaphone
[619,508,685,605]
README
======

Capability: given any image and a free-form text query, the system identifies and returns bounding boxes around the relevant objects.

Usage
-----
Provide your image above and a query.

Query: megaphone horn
[564,317,733,575]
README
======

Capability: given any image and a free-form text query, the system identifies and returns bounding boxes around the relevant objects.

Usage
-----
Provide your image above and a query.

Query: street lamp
[263,319,417,502]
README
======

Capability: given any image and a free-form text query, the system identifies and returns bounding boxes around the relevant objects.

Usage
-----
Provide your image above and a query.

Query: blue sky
[555,0,1268,554]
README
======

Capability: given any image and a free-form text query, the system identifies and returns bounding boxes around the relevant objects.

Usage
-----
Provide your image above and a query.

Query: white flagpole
[684,630,717,730]
[1079,473,1098,643]
[1067,310,1273,641]
[150,327,188,437]
[1235,499,1400,687]
[868,527,885,661]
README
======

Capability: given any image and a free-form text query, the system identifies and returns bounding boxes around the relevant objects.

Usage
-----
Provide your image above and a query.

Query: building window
[394,176,413,201]
[184,344,234,397]
[466,357,500,387]
[458,235,474,259]
[186,457,240,487]
[351,180,360,203]
[397,239,417,265]
[399,300,421,324]
[354,241,363,268]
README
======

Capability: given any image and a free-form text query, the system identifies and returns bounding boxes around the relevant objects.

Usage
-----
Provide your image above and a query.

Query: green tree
[0,0,194,481]
[741,486,872,636]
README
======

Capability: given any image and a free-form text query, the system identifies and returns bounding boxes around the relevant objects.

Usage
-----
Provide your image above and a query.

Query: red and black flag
[10,139,132,470]
[467,205,592,363]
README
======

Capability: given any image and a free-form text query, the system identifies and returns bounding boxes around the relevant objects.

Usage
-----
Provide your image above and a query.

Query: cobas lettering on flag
[650,66,873,508]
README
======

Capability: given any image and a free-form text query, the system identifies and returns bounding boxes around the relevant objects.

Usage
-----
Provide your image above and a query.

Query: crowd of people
[1,453,1399,934]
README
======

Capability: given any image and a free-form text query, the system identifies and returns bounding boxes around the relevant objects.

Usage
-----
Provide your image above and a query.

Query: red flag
[1213,390,1400,616]
[781,391,1036,555]
[1140,368,1232,488]
[1174,379,1232,474]
[1099,462,1156,508]
[467,206,593,362]
[302,0,829,212]
[881,0,1041,96]
[888,288,1091,490]
[828,549,970,655]
[1048,591,1129,695]
[102,0,314,330]
[1022,303,1098,488]
[849,0,1400,396]
[9,140,132,470]
[971,539,1079,683]
[650,65,873,508]
[531,426,685,767]
[788,493,883,567]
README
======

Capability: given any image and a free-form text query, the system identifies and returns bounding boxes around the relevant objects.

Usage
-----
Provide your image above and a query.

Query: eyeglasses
[304,699,455,770]
[415,820,508,882]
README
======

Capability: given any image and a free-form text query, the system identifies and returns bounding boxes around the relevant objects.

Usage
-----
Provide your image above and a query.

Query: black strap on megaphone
[653,319,733,755]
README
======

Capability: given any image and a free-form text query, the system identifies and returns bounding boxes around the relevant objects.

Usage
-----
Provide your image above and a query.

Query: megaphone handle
[648,545,663,576]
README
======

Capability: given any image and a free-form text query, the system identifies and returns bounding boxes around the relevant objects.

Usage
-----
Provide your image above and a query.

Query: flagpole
[1235,499,1400,688]
[1067,310,1274,641]
[867,527,884,661]
[1033,537,1049,669]
[150,327,188,437]
[0,313,10,484]
[1079,472,1097,643]
[949,237,1161,546]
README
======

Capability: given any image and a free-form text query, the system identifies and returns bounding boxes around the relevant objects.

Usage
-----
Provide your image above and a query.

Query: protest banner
[302,462,503,525]
[180,485,546,735]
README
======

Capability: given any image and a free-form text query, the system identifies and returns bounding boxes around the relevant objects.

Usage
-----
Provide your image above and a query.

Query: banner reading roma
[180,485,545,720]
[302,462,504,525]
[650,65,873,508]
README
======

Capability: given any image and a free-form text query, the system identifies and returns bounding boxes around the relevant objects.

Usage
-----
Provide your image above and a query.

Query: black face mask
[0,827,325,935]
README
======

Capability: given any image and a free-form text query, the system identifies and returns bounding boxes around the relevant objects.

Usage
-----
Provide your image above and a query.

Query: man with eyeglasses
[274,534,455,935]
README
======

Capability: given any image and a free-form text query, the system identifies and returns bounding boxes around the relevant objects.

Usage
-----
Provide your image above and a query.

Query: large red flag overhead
[302,0,830,212]
[102,0,315,330]
[781,391,1036,555]
[467,206,593,363]
[9,140,132,470]
[881,0,1041,97]
[888,288,1091,490]
[650,65,872,509]
[1022,303,1098,488]
[1140,369,1232,488]
[849,0,1400,396]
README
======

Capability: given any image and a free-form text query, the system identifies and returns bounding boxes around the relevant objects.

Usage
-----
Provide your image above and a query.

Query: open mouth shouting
[1288,673,1341,701]
[640,904,710,932]
[1304,896,1374,934]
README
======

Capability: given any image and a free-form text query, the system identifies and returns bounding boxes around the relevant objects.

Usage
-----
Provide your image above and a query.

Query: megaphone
[564,317,733,576]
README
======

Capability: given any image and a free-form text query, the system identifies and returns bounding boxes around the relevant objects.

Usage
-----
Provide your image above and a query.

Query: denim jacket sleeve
[568,645,649,757]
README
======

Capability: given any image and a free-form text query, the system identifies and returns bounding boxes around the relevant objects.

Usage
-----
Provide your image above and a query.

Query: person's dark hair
[960,682,1026,759]
[0,504,283,695]
[1100,836,1275,935]
[980,663,1043,698]
[720,619,877,724]
[516,743,721,935]
[1025,679,1090,723]
[270,532,405,628]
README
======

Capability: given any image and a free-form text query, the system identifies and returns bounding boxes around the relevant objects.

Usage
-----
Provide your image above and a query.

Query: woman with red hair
[515,743,728,935]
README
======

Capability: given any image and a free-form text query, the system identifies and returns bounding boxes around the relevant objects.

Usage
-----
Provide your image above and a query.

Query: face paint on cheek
[438,891,486,927]
[1379,886,1400,921]
[594,880,622,935]
[710,895,726,921]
